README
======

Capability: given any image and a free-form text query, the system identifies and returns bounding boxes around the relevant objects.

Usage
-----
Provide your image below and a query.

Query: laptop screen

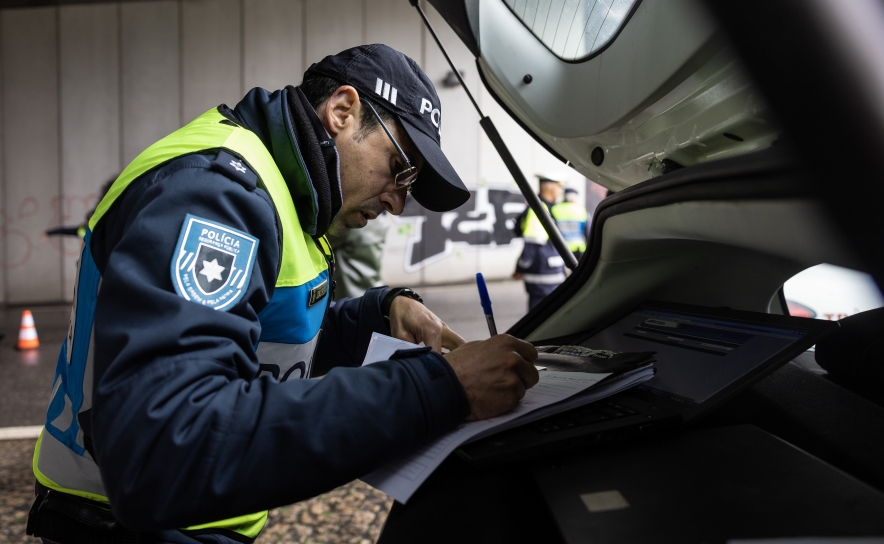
[582,306,813,404]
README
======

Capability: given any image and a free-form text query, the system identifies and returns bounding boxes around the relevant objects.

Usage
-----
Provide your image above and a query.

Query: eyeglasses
[362,100,419,193]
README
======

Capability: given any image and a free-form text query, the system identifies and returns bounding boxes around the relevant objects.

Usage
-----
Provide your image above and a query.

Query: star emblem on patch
[199,258,226,283]
[230,160,247,173]
[171,215,259,311]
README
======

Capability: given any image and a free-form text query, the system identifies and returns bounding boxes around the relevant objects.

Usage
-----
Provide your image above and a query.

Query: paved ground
[418,279,529,343]
[0,280,528,543]
[0,306,71,429]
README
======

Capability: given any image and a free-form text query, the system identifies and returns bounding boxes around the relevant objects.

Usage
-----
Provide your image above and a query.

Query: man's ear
[321,85,361,138]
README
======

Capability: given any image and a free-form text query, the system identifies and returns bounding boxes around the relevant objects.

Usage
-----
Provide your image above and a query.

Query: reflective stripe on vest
[522,272,567,284]
[35,108,332,541]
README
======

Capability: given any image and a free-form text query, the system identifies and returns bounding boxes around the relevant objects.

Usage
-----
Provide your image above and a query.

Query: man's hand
[444,335,539,421]
[388,296,465,353]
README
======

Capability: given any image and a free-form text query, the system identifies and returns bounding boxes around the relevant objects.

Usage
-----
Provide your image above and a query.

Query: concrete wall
[0,0,583,305]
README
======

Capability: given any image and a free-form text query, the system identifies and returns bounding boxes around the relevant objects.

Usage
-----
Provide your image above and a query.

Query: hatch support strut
[409,0,579,271]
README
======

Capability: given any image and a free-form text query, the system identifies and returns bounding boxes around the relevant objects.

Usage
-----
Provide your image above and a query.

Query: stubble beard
[327,216,350,237]
[327,209,368,237]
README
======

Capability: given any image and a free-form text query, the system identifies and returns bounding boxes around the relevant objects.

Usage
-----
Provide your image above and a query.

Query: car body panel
[475,0,778,190]
[379,2,884,538]
[387,3,884,537]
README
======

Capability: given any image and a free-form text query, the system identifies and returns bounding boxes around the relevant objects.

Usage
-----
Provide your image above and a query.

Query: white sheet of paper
[497,366,654,434]
[362,332,421,366]
[361,371,616,504]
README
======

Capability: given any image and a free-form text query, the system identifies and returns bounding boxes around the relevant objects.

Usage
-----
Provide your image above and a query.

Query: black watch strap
[381,287,423,322]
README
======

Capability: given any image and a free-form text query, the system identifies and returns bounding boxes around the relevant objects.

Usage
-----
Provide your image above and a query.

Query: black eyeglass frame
[362,99,419,193]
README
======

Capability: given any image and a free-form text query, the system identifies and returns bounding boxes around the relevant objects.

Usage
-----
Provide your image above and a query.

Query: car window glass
[783,263,883,320]
[503,0,640,61]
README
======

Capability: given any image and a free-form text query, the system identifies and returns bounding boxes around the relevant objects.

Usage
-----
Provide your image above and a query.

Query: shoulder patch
[171,214,259,311]
[213,150,258,189]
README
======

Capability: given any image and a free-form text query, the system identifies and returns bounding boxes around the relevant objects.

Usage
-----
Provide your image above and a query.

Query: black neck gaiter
[229,86,343,237]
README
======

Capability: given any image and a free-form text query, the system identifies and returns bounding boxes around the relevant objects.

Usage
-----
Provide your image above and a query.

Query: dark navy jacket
[87,93,469,531]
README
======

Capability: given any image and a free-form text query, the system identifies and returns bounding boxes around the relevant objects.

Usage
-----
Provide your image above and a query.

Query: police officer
[27,44,539,544]
[552,187,588,261]
[513,176,566,310]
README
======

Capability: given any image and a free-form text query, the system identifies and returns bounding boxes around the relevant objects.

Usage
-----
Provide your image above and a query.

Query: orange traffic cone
[17,310,39,350]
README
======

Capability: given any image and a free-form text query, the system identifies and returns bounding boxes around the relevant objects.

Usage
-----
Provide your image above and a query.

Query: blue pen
[476,273,498,336]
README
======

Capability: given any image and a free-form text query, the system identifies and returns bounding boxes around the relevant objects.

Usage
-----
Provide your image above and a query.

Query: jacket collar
[225,86,342,237]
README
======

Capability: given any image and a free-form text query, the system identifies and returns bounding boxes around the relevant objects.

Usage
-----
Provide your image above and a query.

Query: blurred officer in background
[513,176,566,310]
[552,187,588,261]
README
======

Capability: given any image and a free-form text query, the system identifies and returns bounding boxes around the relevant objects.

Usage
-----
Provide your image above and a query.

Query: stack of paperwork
[359,333,655,503]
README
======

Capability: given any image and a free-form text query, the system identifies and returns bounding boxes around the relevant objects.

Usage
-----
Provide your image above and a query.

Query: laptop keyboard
[532,400,639,434]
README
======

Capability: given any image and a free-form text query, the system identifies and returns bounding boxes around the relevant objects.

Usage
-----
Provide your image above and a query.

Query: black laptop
[457,301,839,466]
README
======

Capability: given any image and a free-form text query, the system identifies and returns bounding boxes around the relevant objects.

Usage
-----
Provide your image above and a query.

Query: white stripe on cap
[374,78,399,106]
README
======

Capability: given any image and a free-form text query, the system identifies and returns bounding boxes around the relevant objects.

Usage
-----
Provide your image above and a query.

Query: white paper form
[362,332,549,372]
[361,371,612,504]
[362,332,422,366]
[494,365,655,435]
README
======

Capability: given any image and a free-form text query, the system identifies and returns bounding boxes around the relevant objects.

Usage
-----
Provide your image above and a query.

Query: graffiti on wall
[394,186,527,272]
[0,197,39,270]
[0,193,99,270]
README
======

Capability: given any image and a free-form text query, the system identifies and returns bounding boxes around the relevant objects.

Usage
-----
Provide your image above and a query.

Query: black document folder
[458,301,838,467]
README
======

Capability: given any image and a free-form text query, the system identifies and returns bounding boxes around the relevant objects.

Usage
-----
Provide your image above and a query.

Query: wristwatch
[381,287,424,322]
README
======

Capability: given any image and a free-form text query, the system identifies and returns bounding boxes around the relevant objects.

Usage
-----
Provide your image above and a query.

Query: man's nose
[380,187,407,215]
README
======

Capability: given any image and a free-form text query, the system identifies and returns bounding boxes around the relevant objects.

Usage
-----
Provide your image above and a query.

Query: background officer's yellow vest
[520,207,551,245]
[552,201,587,253]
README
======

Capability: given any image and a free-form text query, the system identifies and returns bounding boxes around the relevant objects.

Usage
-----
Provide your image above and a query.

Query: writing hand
[444,335,539,421]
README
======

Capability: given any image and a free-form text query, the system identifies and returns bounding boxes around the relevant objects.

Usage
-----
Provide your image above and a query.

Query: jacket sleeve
[89,155,469,531]
[312,287,389,375]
